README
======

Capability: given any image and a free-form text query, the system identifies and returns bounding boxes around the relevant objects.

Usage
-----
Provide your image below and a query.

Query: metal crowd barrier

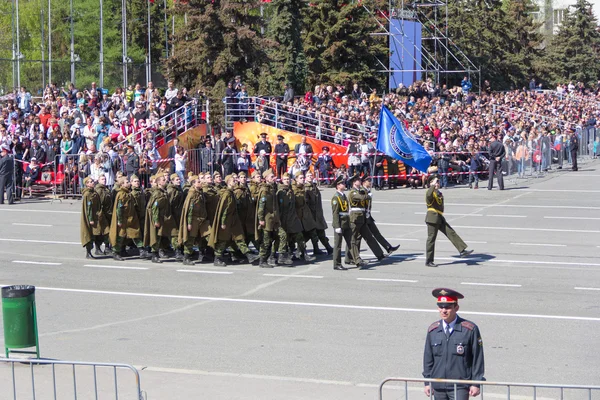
[379,377,600,400]
[0,358,145,400]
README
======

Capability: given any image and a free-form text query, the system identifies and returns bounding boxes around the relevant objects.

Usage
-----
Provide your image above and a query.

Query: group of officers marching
[80,161,400,269]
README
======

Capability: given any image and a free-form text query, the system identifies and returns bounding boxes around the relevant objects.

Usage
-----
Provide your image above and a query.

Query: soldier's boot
[246,252,260,264]
[259,257,274,268]
[267,254,278,267]
[197,251,204,263]
[94,246,103,256]
[278,252,294,266]
[140,248,153,260]
[175,248,184,261]
[113,252,124,261]
[311,238,326,256]
[85,243,94,259]
[214,257,227,267]
[151,252,162,264]
[302,250,315,263]
[159,249,169,259]
[182,255,194,266]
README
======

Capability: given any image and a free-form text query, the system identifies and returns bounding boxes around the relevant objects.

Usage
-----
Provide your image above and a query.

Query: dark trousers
[276,160,287,179]
[426,221,467,263]
[487,158,504,190]
[366,217,391,251]
[432,388,469,400]
[333,228,352,267]
[373,166,384,188]
[571,150,578,170]
[0,175,14,204]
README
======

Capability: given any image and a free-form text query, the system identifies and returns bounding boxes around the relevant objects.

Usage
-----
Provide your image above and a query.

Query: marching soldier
[348,175,383,267]
[331,176,352,270]
[130,174,148,258]
[178,175,211,265]
[143,174,176,263]
[202,172,220,262]
[234,172,259,250]
[276,173,301,266]
[255,168,280,268]
[80,177,102,259]
[362,178,400,256]
[305,171,333,255]
[423,288,485,399]
[425,175,473,267]
[167,173,185,260]
[214,171,225,190]
[291,172,316,262]
[208,174,259,266]
[109,176,142,261]
[94,175,112,255]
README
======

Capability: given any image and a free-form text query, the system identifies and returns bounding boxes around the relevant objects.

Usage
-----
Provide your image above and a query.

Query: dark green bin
[2,285,40,358]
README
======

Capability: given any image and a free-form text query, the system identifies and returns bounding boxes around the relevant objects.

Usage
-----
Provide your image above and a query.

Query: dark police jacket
[423,316,485,390]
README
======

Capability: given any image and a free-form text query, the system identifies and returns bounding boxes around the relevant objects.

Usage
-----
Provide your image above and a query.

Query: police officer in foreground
[425,175,473,267]
[423,288,485,400]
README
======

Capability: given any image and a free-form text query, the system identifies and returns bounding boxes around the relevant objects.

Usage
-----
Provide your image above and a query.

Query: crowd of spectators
[0,80,201,199]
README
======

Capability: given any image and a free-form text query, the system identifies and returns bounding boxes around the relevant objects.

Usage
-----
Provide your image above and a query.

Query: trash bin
[2,285,40,358]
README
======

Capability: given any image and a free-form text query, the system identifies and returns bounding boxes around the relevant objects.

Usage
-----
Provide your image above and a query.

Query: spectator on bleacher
[283,83,295,104]
[294,135,313,176]
[23,158,40,197]
[167,138,179,174]
[165,81,178,102]
[60,132,73,164]
[175,146,187,184]
[17,87,32,115]
[315,146,335,184]
[200,139,216,173]
[30,139,46,164]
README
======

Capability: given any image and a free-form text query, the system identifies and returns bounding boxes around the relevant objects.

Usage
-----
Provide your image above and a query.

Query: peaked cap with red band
[432,288,464,304]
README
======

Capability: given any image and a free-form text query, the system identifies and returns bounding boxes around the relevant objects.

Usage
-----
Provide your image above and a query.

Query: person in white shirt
[164,81,178,102]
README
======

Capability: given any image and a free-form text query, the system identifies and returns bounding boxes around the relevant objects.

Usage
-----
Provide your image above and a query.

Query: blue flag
[376,106,432,172]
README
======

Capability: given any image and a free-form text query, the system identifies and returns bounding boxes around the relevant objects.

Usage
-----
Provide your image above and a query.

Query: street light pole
[122,0,127,88]
[48,0,52,85]
[16,0,21,88]
[99,0,104,88]
[70,0,75,84]
[146,0,151,84]
[41,8,45,89]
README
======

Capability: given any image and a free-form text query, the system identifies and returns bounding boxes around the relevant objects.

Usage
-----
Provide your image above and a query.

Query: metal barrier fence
[379,377,600,400]
[0,358,145,400]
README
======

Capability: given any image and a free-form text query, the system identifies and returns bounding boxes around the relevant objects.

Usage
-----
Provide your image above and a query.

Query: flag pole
[146,0,151,84]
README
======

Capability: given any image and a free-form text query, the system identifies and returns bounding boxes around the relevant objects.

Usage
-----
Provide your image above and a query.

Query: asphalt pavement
[1,160,599,399]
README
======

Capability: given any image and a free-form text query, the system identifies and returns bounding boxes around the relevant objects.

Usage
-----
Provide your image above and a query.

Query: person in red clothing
[39,106,52,130]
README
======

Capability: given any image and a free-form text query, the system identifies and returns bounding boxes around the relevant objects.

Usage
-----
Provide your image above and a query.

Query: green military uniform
[131,185,146,239]
[348,184,384,265]
[234,183,258,249]
[364,185,394,253]
[109,186,142,255]
[305,181,333,254]
[94,183,112,253]
[81,186,103,257]
[249,178,263,248]
[178,187,211,263]
[208,184,254,265]
[167,182,185,258]
[143,186,176,262]
[291,182,316,261]
[256,181,280,266]
[425,186,467,264]
[277,182,303,264]
[331,190,353,269]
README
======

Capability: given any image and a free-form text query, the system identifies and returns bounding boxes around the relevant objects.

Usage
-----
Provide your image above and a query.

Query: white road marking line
[177,269,233,275]
[0,238,79,245]
[364,253,600,267]
[545,216,600,220]
[12,260,62,266]
[526,189,600,193]
[461,282,522,288]
[574,287,600,291]
[357,278,418,283]
[414,212,483,216]
[0,208,79,214]
[83,264,148,271]
[263,274,324,279]
[7,285,600,322]
[510,243,567,247]
[12,223,53,227]
[485,214,527,218]
[374,202,600,210]
[375,223,600,234]
[440,240,487,244]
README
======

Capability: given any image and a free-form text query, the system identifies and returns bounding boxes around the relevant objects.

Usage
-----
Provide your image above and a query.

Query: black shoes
[387,245,400,256]
[425,262,438,267]
[151,253,162,263]
[113,253,124,261]
[259,259,274,268]
[356,260,368,269]
[313,248,326,256]
[334,265,348,271]
[459,249,474,257]
[182,256,194,265]
[246,253,260,264]
[214,257,227,267]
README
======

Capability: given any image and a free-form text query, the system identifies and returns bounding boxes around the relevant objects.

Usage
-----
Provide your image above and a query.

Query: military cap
[262,168,274,178]
[432,288,464,305]
[251,170,261,179]
[226,136,236,144]
[334,175,346,186]
[126,143,135,149]
[188,175,198,183]
[213,171,221,178]
[170,173,179,181]
[83,176,94,185]
[428,174,439,185]
[149,174,156,182]
[238,171,247,178]
[294,170,304,178]
[348,174,362,184]
[260,132,268,137]
[277,135,284,140]
[322,146,330,151]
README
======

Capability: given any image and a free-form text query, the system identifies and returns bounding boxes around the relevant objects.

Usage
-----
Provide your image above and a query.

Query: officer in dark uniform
[425,175,473,267]
[423,288,485,400]
[274,135,290,179]
[386,156,399,189]
[569,129,579,171]
[487,135,505,190]
[331,176,352,270]
[253,132,272,169]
